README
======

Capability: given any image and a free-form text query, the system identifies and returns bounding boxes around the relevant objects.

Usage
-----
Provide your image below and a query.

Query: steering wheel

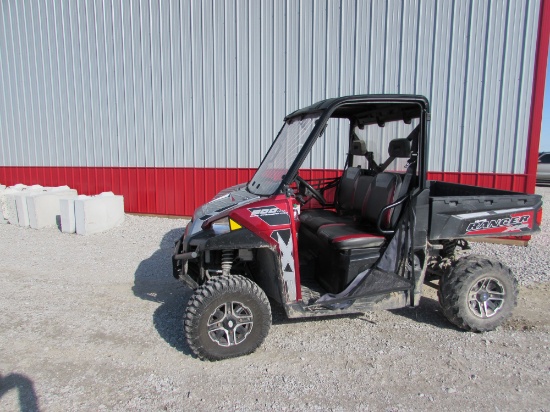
[295,175,326,206]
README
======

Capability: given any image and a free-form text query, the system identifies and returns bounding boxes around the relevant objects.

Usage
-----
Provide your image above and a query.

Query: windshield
[248,113,320,195]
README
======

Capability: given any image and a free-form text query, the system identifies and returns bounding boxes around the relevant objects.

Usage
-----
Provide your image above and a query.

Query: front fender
[202,227,271,250]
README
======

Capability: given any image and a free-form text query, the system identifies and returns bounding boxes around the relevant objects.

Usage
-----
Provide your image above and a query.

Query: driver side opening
[295,115,420,300]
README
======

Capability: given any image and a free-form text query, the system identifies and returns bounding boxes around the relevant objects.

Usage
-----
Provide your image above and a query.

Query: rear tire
[439,255,517,332]
[184,275,271,361]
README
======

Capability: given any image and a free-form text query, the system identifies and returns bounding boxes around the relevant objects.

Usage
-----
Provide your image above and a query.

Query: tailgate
[428,182,543,241]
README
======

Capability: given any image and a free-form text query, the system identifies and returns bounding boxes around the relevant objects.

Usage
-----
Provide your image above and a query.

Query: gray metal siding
[0,0,541,174]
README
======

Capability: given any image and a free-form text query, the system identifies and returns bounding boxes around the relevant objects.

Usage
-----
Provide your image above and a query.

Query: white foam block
[75,194,125,235]
[28,189,78,229]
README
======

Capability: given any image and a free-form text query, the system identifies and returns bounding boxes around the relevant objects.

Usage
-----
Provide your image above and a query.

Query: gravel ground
[0,187,549,411]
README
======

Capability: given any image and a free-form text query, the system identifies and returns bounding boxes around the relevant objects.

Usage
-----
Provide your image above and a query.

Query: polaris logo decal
[465,214,532,234]
[249,206,290,226]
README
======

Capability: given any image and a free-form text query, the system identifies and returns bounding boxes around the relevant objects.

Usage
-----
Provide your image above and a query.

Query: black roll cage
[273,94,430,194]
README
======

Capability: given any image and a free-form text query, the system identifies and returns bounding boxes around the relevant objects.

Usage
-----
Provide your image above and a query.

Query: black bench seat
[298,171,403,293]
[317,223,385,249]
[296,135,416,294]
[299,209,355,231]
[299,171,402,240]
[299,167,375,232]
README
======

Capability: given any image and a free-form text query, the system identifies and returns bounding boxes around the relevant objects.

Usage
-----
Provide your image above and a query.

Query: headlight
[211,217,242,235]
[212,217,230,234]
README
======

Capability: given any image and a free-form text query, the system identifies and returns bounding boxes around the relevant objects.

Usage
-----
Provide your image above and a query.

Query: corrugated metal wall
[0,0,544,203]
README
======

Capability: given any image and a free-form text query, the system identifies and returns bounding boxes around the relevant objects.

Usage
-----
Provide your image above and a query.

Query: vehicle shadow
[133,230,454,350]
[132,228,194,356]
[0,372,40,412]
[389,295,459,331]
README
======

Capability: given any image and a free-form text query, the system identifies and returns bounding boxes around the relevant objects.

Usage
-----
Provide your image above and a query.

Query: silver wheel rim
[468,277,505,319]
[207,301,254,347]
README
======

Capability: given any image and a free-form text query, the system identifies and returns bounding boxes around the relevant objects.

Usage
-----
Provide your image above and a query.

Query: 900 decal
[465,213,532,235]
[248,206,290,226]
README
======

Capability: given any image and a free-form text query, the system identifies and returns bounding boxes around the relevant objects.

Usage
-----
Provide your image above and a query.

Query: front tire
[184,275,271,361]
[439,255,518,332]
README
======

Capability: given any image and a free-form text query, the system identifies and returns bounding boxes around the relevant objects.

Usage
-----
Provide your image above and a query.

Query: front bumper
[172,236,199,289]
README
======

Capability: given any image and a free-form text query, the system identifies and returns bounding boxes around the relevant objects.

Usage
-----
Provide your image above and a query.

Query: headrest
[350,139,367,156]
[388,138,411,158]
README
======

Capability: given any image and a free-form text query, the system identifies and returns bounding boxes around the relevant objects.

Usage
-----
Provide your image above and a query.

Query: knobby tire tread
[439,254,517,332]
[184,275,271,361]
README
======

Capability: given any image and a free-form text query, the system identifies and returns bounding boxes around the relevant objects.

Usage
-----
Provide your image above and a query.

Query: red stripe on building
[525,0,550,193]
[0,166,534,216]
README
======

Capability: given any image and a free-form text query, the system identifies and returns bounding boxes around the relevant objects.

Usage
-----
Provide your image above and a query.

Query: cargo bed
[427,181,543,240]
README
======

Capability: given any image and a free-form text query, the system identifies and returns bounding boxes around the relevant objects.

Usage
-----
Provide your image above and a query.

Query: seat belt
[400,156,416,196]
[390,154,417,228]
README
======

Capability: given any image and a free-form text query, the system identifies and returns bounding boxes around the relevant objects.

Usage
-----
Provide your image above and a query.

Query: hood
[186,184,260,236]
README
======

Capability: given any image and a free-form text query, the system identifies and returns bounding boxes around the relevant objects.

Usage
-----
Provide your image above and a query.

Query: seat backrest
[336,167,361,212]
[360,173,402,229]
[352,175,375,212]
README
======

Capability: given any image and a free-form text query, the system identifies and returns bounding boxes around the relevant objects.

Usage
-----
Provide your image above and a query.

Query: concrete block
[5,193,19,225]
[1,186,25,225]
[14,186,48,227]
[0,185,7,224]
[14,193,31,227]
[27,189,78,229]
[60,195,88,234]
[75,193,125,235]
[49,185,72,193]
[11,184,28,190]
[28,184,45,191]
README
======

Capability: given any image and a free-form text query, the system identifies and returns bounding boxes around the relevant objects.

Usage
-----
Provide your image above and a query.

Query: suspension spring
[441,239,459,258]
[221,250,234,276]
[441,239,470,259]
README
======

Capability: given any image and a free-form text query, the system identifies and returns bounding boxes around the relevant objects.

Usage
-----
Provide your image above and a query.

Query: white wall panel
[0,0,542,175]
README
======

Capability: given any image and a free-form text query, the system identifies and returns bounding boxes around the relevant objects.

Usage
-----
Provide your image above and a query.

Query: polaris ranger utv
[173,95,543,361]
